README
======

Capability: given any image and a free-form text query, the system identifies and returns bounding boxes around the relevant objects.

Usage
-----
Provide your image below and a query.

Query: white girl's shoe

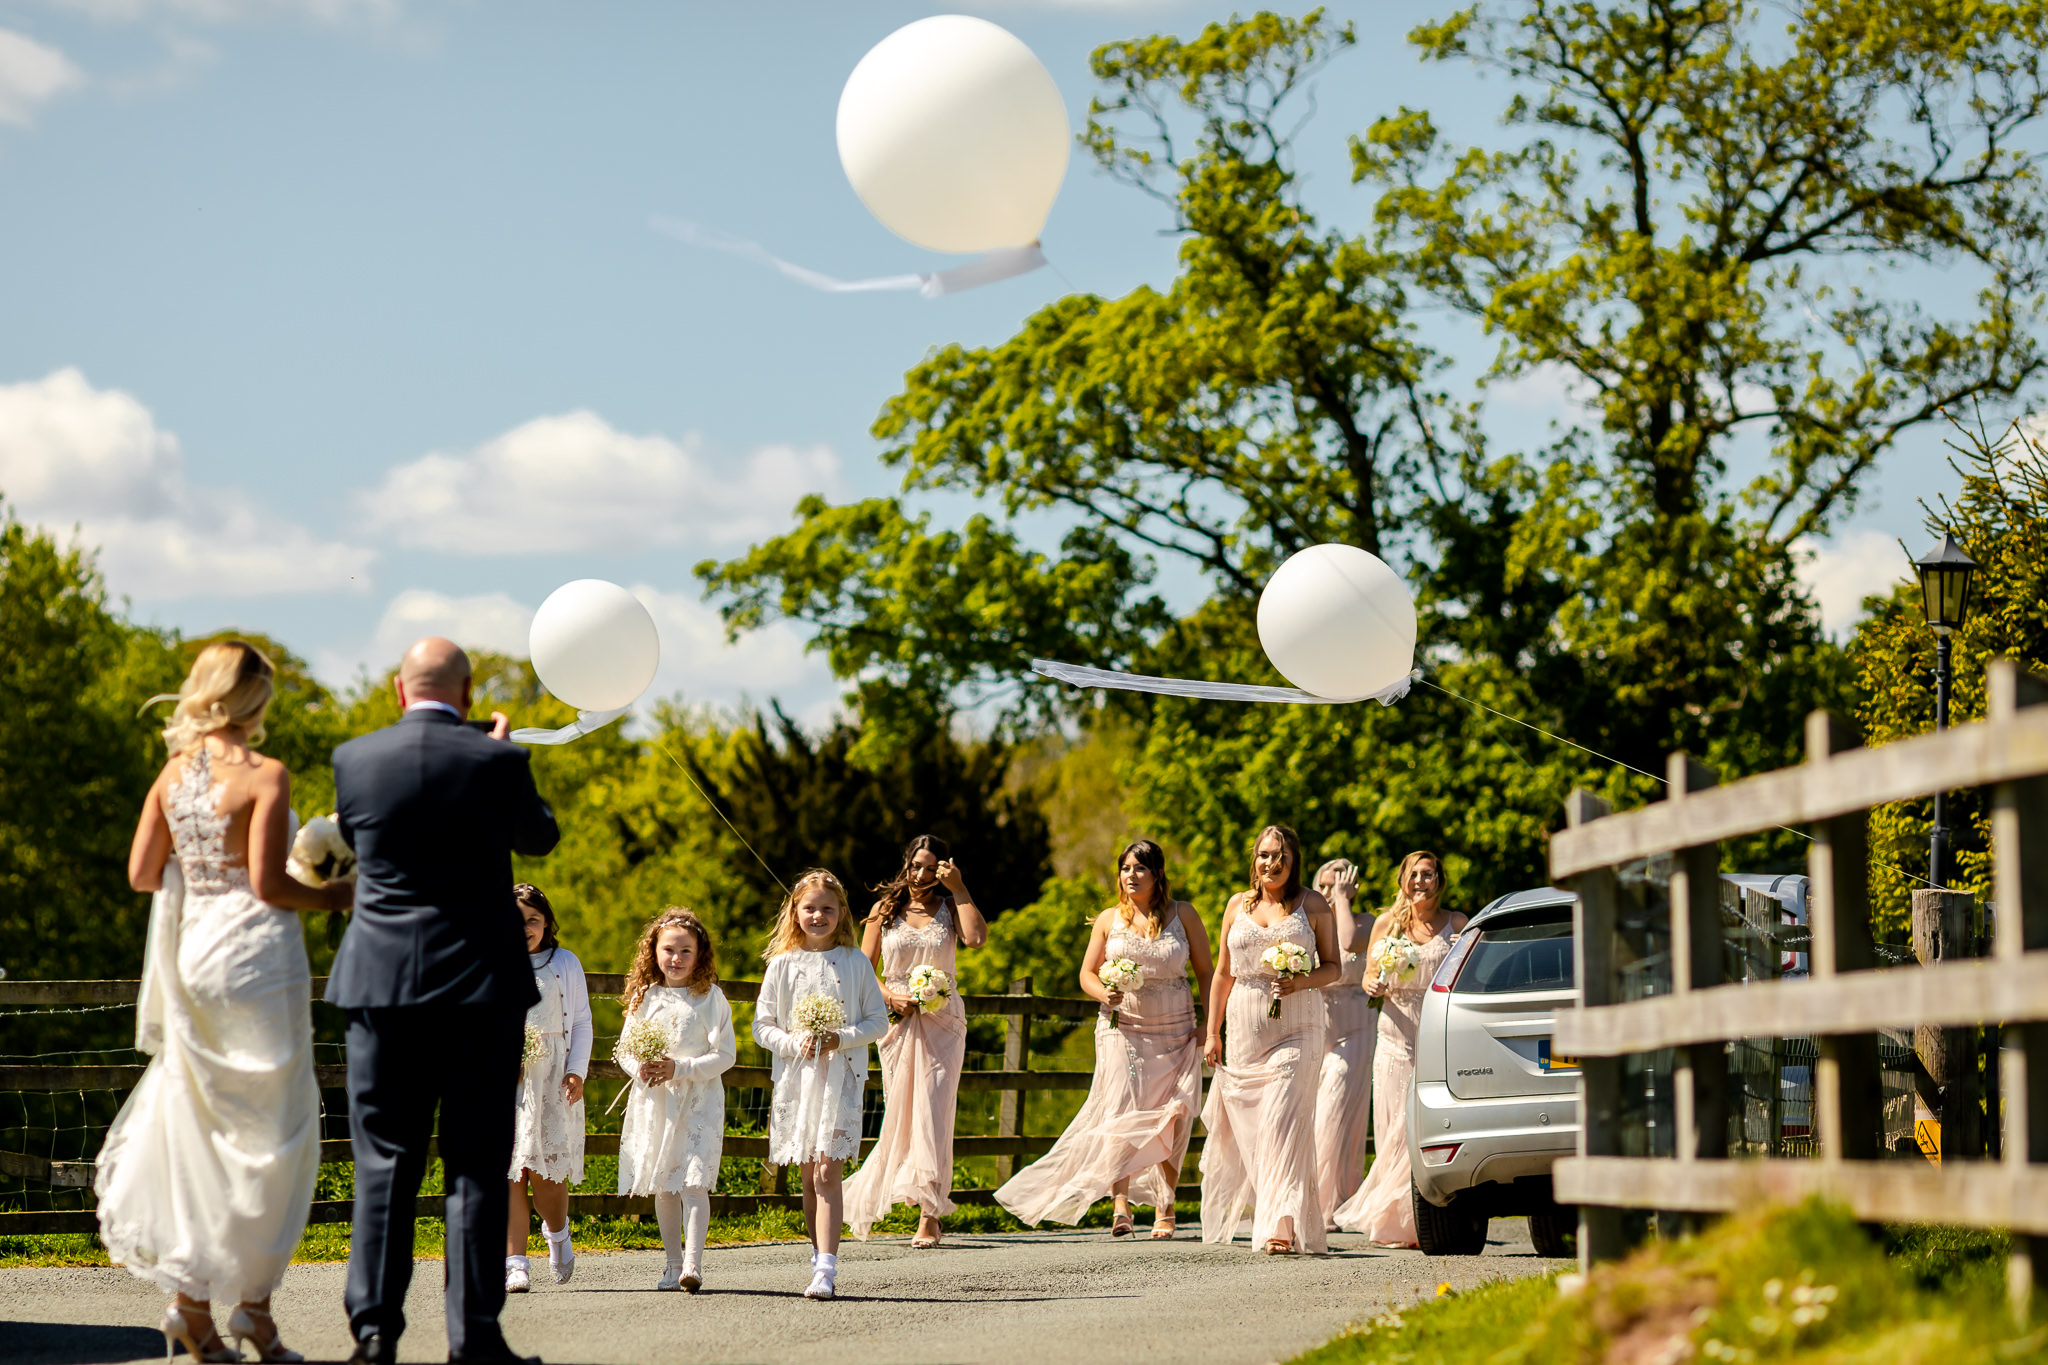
[803,1270,835,1300]
[656,1264,683,1292]
[505,1256,530,1294]
[679,1251,702,1294]
[544,1226,575,1285]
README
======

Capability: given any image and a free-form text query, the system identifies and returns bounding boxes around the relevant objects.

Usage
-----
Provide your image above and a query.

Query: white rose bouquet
[1098,958,1145,1027]
[1260,941,1314,1018]
[286,814,356,888]
[791,991,847,1057]
[1369,931,1424,1011]
[905,965,952,1015]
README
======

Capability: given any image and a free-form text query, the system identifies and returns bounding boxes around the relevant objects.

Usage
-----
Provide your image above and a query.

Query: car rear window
[1454,918,1574,994]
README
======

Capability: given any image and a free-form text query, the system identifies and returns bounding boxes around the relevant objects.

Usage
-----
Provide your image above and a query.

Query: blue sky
[0,0,1961,725]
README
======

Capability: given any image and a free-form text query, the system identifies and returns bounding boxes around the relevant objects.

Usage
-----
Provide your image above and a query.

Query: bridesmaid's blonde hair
[144,640,275,755]
[763,869,857,959]
[1382,850,1448,939]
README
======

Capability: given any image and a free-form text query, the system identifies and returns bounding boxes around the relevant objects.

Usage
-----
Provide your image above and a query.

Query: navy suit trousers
[343,1002,526,1354]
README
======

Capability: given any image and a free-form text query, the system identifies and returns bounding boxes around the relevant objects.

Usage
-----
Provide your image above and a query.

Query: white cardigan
[531,948,595,1080]
[751,945,889,1085]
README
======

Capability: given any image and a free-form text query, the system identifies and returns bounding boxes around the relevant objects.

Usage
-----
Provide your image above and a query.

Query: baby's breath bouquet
[520,1022,545,1073]
[905,965,952,1014]
[791,991,846,1050]
[1369,932,1424,1012]
[620,1018,673,1071]
[1097,958,1145,1027]
[1259,941,1313,1018]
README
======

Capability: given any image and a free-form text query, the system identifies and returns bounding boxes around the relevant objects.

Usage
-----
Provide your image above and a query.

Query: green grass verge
[0,1198,1199,1269]
[1293,1201,2048,1365]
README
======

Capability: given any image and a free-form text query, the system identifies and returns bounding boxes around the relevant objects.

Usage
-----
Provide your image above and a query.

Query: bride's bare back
[129,733,336,913]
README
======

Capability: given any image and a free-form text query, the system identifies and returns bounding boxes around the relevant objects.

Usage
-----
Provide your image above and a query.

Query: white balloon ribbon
[651,217,1048,298]
[510,707,630,746]
[1031,659,1420,707]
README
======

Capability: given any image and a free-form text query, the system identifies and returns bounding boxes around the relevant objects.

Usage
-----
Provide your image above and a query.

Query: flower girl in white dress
[505,884,593,1292]
[752,870,888,1301]
[615,909,735,1292]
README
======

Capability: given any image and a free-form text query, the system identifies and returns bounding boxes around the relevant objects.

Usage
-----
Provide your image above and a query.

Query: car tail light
[1430,928,1480,993]
[1419,1144,1461,1167]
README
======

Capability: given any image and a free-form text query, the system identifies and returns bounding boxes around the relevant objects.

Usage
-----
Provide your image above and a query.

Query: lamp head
[1914,532,1980,636]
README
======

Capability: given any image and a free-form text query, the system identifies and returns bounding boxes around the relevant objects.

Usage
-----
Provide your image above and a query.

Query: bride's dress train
[95,748,320,1305]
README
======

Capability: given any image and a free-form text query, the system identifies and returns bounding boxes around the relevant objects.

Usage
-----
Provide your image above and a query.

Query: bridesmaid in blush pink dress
[842,835,986,1247]
[1333,851,1465,1246]
[995,840,1213,1239]
[1312,858,1376,1225]
[1200,824,1343,1255]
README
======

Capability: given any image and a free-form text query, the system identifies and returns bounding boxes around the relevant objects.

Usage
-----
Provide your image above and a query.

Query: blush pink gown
[1332,927,1454,1244]
[1314,927,1377,1224]
[843,901,967,1238]
[1199,898,1327,1251]
[996,911,1200,1224]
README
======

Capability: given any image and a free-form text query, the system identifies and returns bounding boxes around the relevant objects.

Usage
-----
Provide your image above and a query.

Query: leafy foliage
[1850,411,2048,937]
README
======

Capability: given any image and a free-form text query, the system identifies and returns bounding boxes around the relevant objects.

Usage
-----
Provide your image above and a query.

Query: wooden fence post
[1665,754,1726,1235]
[1914,887,1983,1162]
[1566,789,1627,1269]
[1991,662,2048,1320]
[996,976,1033,1182]
[1806,711,1883,1167]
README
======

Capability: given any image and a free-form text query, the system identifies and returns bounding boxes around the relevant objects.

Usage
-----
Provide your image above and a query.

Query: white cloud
[0,367,376,599]
[329,582,839,724]
[356,409,844,556]
[1795,529,1909,639]
[0,28,83,126]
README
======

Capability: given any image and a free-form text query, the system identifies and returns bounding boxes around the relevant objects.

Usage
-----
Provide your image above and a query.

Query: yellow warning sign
[1915,1118,1942,1164]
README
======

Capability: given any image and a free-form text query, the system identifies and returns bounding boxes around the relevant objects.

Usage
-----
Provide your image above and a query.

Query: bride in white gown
[101,641,351,1363]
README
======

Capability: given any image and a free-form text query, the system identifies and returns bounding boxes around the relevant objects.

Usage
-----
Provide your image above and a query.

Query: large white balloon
[1257,545,1417,701]
[529,580,660,712]
[837,15,1070,255]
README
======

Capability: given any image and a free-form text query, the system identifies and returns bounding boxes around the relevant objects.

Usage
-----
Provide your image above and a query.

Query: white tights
[655,1188,710,1271]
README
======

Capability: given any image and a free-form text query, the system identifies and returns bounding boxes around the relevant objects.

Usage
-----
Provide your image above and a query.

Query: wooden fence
[1549,660,2048,1310]
[1,975,1206,1236]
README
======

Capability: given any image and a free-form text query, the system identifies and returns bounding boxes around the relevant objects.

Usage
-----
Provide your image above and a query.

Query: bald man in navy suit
[328,638,559,1365]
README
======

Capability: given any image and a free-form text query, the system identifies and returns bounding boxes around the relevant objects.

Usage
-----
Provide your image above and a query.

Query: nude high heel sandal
[227,1306,304,1363]
[160,1304,238,1363]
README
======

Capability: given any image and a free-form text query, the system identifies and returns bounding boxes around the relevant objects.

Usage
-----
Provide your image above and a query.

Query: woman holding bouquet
[1312,857,1376,1224]
[1201,825,1343,1254]
[843,835,987,1247]
[995,840,1212,1238]
[1333,851,1464,1246]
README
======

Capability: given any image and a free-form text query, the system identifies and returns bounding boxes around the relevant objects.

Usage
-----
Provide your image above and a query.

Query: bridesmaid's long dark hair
[1113,839,1171,937]
[868,833,953,925]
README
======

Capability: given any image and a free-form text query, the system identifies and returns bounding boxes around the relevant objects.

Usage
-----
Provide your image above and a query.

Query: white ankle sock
[506,1254,529,1270]
[816,1252,838,1274]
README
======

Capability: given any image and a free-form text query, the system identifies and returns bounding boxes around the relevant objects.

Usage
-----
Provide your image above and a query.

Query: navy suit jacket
[325,708,560,1010]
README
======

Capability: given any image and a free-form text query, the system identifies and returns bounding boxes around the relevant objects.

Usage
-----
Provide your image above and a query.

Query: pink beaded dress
[1199,897,1327,1251]
[1313,920,1378,1222]
[1333,924,1456,1243]
[843,900,968,1238]
[996,909,1201,1224]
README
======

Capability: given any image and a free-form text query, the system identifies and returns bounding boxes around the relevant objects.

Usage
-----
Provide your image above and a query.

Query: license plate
[1538,1039,1580,1072]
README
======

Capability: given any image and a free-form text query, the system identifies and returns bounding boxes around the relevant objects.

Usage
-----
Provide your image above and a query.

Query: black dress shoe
[347,1335,396,1365]
[447,1344,541,1365]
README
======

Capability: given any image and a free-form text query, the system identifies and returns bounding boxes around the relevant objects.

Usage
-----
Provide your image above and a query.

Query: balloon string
[654,740,790,896]
[1421,679,1944,895]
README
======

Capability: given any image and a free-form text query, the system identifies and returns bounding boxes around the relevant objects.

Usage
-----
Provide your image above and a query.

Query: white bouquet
[1098,958,1145,1027]
[620,1018,673,1069]
[791,991,847,1054]
[520,1022,545,1072]
[1259,941,1314,1018]
[286,814,356,888]
[1369,932,1424,1011]
[905,965,952,1015]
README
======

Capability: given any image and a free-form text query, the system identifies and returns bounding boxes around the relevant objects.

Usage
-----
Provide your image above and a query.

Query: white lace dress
[509,947,592,1185]
[614,984,735,1194]
[95,748,321,1305]
[752,946,889,1166]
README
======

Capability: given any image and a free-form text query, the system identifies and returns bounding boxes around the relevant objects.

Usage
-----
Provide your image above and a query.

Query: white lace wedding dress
[95,747,321,1305]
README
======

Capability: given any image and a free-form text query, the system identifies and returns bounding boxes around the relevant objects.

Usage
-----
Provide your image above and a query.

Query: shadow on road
[0,1321,164,1364]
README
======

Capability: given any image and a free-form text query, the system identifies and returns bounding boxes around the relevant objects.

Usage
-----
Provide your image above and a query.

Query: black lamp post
[1913,531,1981,889]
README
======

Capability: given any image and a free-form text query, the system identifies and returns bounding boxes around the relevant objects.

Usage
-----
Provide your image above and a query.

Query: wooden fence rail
[1548,660,2048,1315]
[1,972,1204,1236]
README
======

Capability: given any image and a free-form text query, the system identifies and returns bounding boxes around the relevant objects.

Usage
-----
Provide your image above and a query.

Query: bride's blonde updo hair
[146,640,276,755]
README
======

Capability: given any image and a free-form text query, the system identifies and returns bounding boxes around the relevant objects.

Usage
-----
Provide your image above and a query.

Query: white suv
[1407,876,1809,1257]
